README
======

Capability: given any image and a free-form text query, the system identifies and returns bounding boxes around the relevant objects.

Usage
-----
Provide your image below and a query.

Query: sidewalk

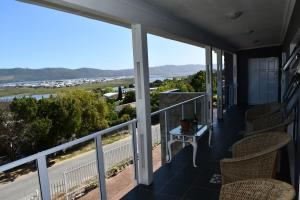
[80,145,162,200]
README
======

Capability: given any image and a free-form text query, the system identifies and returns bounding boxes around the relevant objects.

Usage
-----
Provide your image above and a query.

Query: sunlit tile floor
[121,106,291,200]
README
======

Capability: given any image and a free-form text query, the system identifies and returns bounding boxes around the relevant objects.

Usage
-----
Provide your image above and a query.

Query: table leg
[208,128,212,148]
[191,138,198,167]
[167,138,174,163]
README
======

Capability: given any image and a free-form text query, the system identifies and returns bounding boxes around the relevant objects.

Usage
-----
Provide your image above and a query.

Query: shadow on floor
[122,106,247,200]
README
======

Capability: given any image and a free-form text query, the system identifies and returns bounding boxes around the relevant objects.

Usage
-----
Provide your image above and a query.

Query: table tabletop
[169,124,208,137]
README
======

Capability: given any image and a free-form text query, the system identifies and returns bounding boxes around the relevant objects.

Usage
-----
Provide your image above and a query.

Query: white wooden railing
[1,94,207,200]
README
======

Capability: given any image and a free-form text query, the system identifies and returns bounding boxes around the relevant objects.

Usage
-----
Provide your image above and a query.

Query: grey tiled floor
[121,106,290,200]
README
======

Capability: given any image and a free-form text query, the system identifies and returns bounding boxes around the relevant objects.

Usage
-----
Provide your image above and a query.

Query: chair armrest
[245,103,282,121]
[243,115,294,137]
[244,125,286,137]
[246,111,283,131]
[220,151,277,184]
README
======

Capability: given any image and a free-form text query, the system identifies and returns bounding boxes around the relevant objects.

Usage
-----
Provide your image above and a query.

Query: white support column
[233,54,238,105]
[216,49,223,119]
[37,155,51,200]
[131,24,153,185]
[205,46,213,125]
[205,45,213,147]
[95,136,107,200]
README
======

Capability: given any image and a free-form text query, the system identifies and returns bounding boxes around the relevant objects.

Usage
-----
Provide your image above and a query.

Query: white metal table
[167,124,208,167]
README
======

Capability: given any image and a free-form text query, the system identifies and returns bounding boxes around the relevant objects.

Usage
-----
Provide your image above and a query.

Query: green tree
[117,86,123,101]
[150,80,163,88]
[46,94,82,142]
[118,105,136,119]
[150,79,194,112]
[103,87,114,94]
[23,118,52,153]
[10,97,38,122]
[156,79,194,93]
[57,90,109,137]
[189,71,206,92]
[0,109,26,160]
[2,90,111,158]
[122,91,135,104]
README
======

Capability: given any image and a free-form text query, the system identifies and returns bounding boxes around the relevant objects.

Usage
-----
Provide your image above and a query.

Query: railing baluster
[37,155,51,200]
[129,122,139,184]
[181,104,184,119]
[95,135,107,200]
[204,94,207,124]
[194,99,197,116]
[164,110,169,161]
[63,170,68,200]
[1,95,209,200]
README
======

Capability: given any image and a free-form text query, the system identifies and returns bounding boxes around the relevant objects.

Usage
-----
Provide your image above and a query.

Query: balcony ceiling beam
[19,0,236,51]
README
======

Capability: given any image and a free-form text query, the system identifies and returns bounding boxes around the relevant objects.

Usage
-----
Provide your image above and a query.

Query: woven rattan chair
[219,179,295,200]
[245,102,284,122]
[246,110,284,132]
[241,111,294,137]
[220,132,291,184]
[244,112,295,137]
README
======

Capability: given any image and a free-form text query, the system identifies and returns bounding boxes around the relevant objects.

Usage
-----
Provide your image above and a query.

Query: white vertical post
[37,155,51,200]
[130,122,139,184]
[164,110,169,162]
[233,54,238,105]
[95,135,107,200]
[216,49,223,119]
[205,45,213,147]
[205,45,213,125]
[131,24,153,185]
[181,104,185,119]
[194,99,197,116]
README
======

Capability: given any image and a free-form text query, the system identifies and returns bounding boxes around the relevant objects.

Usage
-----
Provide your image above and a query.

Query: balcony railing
[0,94,207,200]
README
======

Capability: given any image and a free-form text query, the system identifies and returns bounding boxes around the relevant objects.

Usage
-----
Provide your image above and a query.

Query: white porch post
[131,24,153,185]
[216,49,223,119]
[233,54,238,105]
[205,45,213,147]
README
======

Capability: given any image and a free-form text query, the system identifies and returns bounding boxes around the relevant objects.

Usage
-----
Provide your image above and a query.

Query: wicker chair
[220,132,291,184]
[244,112,295,137]
[219,179,295,200]
[246,110,284,132]
[245,102,284,122]
[241,111,294,137]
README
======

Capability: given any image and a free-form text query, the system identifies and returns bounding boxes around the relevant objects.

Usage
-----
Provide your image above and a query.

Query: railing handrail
[151,94,206,116]
[0,94,208,200]
[0,119,137,172]
[0,94,206,172]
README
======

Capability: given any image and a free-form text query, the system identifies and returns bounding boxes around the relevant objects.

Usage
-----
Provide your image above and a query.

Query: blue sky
[0,0,206,70]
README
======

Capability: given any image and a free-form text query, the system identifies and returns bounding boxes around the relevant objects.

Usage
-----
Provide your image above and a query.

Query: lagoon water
[0,94,53,102]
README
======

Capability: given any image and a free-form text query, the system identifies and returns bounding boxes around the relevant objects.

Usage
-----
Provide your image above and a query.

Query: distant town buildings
[0,77,129,89]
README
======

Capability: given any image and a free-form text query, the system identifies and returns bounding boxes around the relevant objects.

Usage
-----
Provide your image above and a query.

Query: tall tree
[189,71,206,92]
[117,86,123,101]
[0,109,26,160]
[122,91,136,104]
[10,97,38,122]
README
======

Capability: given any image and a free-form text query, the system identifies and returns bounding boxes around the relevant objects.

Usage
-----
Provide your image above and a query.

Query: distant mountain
[0,64,205,83]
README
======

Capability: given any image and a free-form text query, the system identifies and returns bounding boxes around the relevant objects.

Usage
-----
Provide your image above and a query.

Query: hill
[0,64,205,83]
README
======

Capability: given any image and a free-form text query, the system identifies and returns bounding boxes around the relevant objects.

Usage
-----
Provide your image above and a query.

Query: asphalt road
[0,124,160,200]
